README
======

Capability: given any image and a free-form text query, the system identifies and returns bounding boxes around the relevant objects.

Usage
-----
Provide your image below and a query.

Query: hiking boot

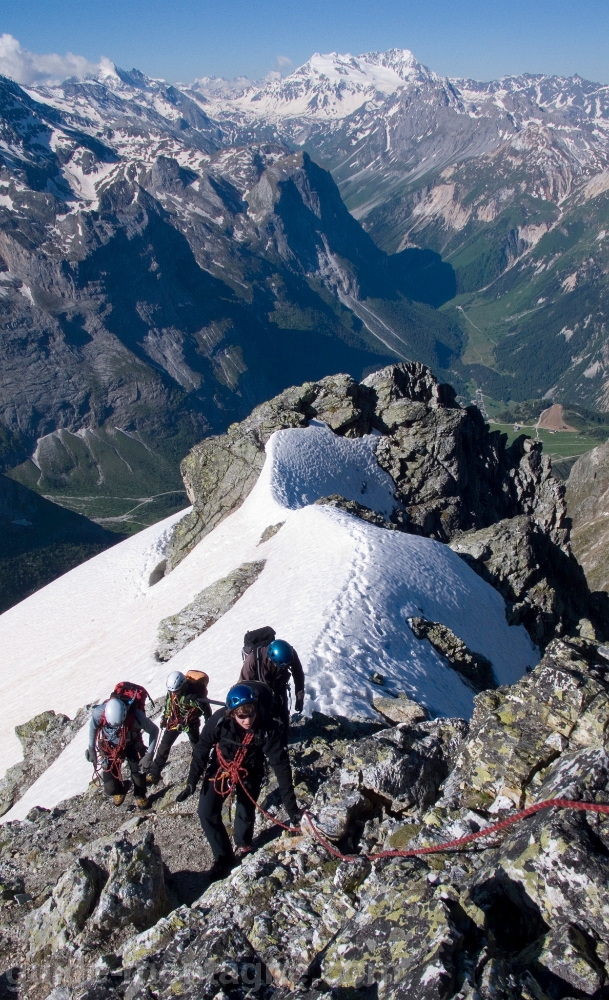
[135,796,151,810]
[146,773,160,785]
[113,794,126,806]
[235,846,252,859]
[208,856,235,881]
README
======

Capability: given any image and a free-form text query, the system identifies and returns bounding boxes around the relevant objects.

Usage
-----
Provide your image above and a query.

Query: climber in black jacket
[175,681,301,878]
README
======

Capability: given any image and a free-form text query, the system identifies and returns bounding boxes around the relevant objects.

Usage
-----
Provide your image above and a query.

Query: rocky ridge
[3,637,609,999]
[167,361,600,648]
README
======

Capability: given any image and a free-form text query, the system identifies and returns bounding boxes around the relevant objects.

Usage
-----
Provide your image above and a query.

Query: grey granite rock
[156,560,266,660]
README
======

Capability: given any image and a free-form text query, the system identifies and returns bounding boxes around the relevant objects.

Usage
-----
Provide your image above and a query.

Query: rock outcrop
[408,617,496,692]
[0,708,88,817]
[166,361,601,646]
[4,638,609,997]
[167,363,569,568]
[449,514,595,648]
[156,560,266,660]
[567,440,609,593]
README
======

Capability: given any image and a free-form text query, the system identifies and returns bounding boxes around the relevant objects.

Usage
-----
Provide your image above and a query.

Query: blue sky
[2,0,608,85]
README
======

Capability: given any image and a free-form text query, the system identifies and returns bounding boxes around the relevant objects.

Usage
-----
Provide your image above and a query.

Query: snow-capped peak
[208,49,432,123]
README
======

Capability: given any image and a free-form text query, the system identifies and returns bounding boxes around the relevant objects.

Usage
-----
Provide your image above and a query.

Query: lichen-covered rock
[0,708,87,816]
[322,863,463,999]
[92,833,167,933]
[408,617,496,692]
[53,858,106,934]
[373,693,430,725]
[156,560,266,660]
[443,637,609,810]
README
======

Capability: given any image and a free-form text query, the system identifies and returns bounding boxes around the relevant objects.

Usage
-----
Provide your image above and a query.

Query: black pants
[198,770,262,862]
[149,725,199,779]
[102,749,146,797]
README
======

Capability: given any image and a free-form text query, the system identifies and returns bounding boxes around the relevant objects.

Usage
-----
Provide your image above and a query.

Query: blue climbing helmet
[226,683,259,711]
[267,639,293,668]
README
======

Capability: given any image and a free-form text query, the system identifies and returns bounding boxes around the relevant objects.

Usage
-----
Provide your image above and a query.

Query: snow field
[0,423,538,820]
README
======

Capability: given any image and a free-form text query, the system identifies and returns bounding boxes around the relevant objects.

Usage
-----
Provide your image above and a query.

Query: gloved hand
[139,749,154,772]
[294,695,304,713]
[160,717,167,729]
[85,747,96,767]
[176,784,194,803]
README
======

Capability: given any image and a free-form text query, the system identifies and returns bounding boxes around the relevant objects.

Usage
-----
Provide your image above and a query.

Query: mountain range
[1,47,609,529]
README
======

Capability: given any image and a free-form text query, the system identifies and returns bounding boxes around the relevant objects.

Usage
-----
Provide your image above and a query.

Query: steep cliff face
[567,440,609,593]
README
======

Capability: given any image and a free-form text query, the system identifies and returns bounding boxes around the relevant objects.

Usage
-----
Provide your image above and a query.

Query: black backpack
[242,626,276,681]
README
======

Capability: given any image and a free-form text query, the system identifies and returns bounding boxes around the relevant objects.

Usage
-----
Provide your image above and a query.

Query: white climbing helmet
[104,697,127,726]
[166,670,187,693]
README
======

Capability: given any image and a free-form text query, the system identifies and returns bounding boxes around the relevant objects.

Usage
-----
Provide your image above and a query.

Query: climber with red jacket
[87,695,158,808]
[175,682,301,879]
[239,629,305,744]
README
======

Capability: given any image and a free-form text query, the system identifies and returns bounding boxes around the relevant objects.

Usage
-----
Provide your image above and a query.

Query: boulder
[92,832,167,933]
[373,693,430,725]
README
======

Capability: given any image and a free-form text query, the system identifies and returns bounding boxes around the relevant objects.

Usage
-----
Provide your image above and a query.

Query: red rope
[94,720,128,782]
[213,732,255,797]
[229,772,609,861]
[300,798,609,862]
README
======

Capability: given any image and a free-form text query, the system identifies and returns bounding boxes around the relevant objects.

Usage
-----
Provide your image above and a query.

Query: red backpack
[111,681,152,727]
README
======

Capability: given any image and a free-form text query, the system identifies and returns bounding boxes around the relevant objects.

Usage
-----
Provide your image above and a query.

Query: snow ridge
[0,423,537,820]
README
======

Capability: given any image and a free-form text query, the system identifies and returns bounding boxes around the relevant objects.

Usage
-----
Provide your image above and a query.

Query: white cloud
[276,55,293,69]
[0,33,113,86]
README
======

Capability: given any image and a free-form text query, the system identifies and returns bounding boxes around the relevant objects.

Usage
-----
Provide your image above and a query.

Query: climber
[87,694,158,808]
[175,681,301,879]
[239,630,305,744]
[146,670,212,784]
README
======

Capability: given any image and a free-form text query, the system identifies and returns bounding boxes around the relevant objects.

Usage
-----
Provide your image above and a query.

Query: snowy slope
[0,423,538,819]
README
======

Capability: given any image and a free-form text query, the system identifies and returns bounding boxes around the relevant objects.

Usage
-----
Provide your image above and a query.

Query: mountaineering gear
[85,747,96,766]
[113,794,126,806]
[111,681,152,715]
[104,697,127,727]
[166,670,187,692]
[186,691,299,863]
[294,696,304,713]
[88,695,158,801]
[242,626,276,664]
[135,795,151,810]
[235,845,252,858]
[176,783,194,802]
[226,683,259,712]
[146,671,211,781]
[267,639,293,667]
[240,632,305,745]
